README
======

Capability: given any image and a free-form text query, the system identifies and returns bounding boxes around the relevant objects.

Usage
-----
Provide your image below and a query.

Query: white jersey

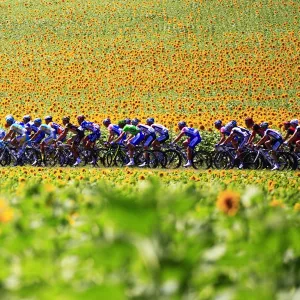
[264,129,282,140]
[151,123,168,135]
[232,126,250,138]
[138,124,155,135]
[11,123,27,135]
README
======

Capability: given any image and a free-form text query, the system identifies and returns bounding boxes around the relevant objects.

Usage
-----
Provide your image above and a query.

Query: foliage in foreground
[0,169,300,299]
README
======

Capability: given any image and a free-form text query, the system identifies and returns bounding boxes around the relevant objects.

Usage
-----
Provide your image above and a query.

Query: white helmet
[290,119,299,126]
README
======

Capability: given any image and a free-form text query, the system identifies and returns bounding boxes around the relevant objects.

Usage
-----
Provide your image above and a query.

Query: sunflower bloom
[216,190,240,216]
[0,199,14,223]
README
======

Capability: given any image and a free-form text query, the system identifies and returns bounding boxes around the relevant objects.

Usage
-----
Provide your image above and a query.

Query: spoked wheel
[242,152,260,170]
[0,149,11,166]
[213,152,233,169]
[135,151,158,168]
[192,151,211,169]
[114,151,130,167]
[163,149,182,169]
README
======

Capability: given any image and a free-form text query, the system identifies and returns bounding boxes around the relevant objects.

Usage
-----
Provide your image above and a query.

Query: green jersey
[123,125,140,136]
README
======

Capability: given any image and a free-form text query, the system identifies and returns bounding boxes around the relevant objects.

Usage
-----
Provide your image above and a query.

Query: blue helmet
[5,115,15,125]
[231,120,237,128]
[34,118,42,126]
[146,118,155,125]
[125,118,131,124]
[131,118,140,126]
[103,118,111,126]
[260,122,269,129]
[178,121,186,129]
[44,115,52,121]
[214,120,222,127]
[23,115,31,123]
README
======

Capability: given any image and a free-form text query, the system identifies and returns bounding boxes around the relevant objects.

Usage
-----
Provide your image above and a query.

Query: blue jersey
[181,127,200,138]
[80,121,100,133]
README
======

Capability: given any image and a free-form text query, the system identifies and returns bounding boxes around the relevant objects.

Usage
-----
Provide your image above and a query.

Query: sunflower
[216,190,240,216]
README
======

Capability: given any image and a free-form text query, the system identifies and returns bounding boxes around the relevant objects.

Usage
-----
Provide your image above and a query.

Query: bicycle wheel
[281,152,297,170]
[135,151,158,168]
[114,151,130,167]
[163,149,182,169]
[0,149,11,166]
[152,150,167,168]
[213,152,233,169]
[23,148,39,165]
[242,152,260,170]
[192,151,210,169]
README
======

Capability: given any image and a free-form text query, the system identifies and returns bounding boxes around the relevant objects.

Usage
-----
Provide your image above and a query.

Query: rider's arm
[247,131,256,145]
[173,131,184,144]
[221,133,234,145]
[286,131,297,144]
[114,131,125,143]
[30,130,42,141]
[107,131,114,143]
[218,133,227,145]
[3,130,13,141]
[57,128,68,142]
[255,135,269,146]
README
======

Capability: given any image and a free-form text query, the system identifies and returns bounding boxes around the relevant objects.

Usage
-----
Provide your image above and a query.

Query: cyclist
[77,115,101,148]
[57,116,84,166]
[285,125,300,153]
[221,122,251,168]
[172,121,201,167]
[44,116,64,138]
[135,119,156,167]
[245,117,265,146]
[30,123,56,164]
[114,119,144,166]
[103,118,125,144]
[254,122,283,170]
[3,121,30,165]
[215,120,237,147]
[30,118,45,144]
[146,117,169,149]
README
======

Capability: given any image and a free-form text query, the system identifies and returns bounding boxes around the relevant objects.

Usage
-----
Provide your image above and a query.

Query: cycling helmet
[62,116,70,122]
[44,115,52,121]
[146,117,155,125]
[23,115,31,123]
[103,118,111,126]
[33,118,42,125]
[178,121,186,129]
[283,121,290,128]
[214,120,222,128]
[118,120,126,128]
[290,119,299,126]
[125,118,131,124]
[77,115,85,123]
[231,120,237,128]
[131,118,140,126]
[5,115,15,125]
[260,122,269,129]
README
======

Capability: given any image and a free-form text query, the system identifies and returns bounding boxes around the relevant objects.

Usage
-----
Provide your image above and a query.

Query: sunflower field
[1,0,300,298]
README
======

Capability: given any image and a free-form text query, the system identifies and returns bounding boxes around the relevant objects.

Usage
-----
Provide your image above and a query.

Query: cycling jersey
[138,124,155,135]
[181,127,200,138]
[220,126,231,136]
[80,121,100,133]
[49,122,64,135]
[108,124,122,136]
[11,123,27,135]
[123,125,140,136]
[264,129,282,140]
[151,123,168,135]
[232,127,251,138]
[39,124,56,136]
[296,126,300,133]
[0,130,5,139]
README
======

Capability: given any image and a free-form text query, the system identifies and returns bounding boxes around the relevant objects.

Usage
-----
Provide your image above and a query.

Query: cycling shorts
[157,133,169,143]
[188,134,201,149]
[271,138,283,151]
[144,133,156,147]
[87,130,100,143]
[44,134,56,145]
[130,132,144,146]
